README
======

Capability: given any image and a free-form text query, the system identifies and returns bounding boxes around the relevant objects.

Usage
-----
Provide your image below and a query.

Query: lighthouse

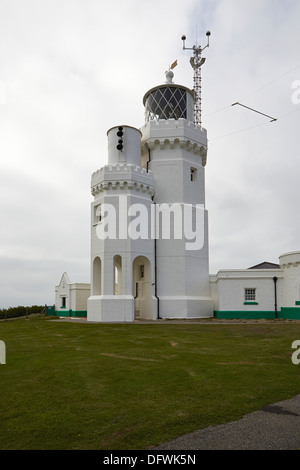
[87,37,213,322]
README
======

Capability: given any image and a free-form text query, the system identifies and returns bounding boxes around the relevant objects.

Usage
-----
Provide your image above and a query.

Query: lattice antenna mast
[181,31,211,127]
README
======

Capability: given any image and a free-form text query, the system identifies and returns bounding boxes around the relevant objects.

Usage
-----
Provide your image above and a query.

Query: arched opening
[93,256,101,295]
[114,255,122,295]
[133,256,153,319]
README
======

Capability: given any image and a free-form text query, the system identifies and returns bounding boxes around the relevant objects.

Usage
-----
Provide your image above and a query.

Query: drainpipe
[147,145,160,319]
[154,232,160,320]
[134,282,138,299]
[152,192,160,320]
[146,146,151,173]
[273,276,278,319]
[146,147,160,320]
[146,145,160,319]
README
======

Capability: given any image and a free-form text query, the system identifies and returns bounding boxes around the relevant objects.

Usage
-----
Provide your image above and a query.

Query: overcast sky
[0,0,300,308]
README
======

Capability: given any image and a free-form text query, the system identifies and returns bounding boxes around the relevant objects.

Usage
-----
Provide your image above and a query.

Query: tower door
[133,256,152,319]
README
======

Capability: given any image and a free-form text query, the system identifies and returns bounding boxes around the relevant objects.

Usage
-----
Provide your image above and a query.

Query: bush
[0,305,45,320]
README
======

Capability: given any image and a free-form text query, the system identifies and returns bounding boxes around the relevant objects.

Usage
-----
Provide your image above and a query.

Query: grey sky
[0,0,299,308]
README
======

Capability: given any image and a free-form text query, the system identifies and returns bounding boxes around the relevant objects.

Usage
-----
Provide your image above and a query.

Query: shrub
[0,305,45,320]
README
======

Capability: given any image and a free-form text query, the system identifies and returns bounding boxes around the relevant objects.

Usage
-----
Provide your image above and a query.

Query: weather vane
[181,31,211,127]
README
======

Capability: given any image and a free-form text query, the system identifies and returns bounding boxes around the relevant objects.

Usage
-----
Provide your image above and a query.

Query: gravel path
[154,394,300,450]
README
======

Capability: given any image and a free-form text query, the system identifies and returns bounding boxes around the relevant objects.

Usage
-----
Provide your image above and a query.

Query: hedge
[0,305,45,320]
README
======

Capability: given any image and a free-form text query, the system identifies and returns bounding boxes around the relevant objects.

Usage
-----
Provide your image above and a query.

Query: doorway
[133,256,152,319]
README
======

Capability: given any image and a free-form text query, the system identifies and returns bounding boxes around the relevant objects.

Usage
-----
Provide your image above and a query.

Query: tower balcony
[140,118,207,166]
[91,163,154,197]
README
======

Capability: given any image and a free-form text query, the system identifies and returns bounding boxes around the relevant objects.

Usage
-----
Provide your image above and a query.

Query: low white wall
[87,295,134,322]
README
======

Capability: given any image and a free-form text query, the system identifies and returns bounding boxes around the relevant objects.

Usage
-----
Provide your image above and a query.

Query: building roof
[248,261,280,269]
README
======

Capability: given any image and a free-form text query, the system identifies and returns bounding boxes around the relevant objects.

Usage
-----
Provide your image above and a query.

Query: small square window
[245,288,256,301]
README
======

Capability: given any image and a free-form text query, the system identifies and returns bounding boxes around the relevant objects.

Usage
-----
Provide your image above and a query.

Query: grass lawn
[0,316,300,450]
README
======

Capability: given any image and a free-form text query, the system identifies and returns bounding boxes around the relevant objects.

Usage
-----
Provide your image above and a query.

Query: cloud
[199,0,300,272]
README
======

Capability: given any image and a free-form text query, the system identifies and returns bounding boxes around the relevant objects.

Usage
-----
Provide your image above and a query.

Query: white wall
[210,269,283,312]
[280,251,300,307]
[71,284,90,311]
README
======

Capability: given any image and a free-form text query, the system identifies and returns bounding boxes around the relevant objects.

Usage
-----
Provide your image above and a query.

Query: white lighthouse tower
[87,125,157,322]
[87,35,213,322]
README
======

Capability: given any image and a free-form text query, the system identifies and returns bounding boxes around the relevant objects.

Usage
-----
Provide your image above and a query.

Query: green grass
[0,316,300,450]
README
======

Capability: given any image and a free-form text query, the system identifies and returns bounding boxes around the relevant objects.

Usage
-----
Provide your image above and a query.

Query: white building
[52,70,300,321]
[211,253,300,320]
[54,272,90,318]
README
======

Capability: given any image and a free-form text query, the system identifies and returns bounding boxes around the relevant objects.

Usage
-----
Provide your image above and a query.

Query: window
[245,288,256,301]
[61,296,66,308]
[94,204,102,224]
[140,265,144,279]
[144,86,187,122]
[190,167,197,182]
[114,255,122,295]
